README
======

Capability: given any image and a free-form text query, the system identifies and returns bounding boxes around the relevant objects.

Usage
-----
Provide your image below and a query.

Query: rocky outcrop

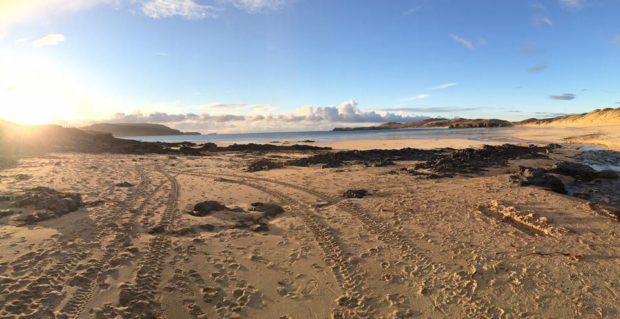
[414,144,558,175]
[8,187,83,224]
[512,166,567,194]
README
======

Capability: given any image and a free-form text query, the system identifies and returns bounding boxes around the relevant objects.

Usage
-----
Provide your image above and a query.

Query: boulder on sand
[13,187,82,215]
[343,189,369,198]
[551,161,597,181]
[191,201,227,216]
[514,166,567,194]
[250,202,284,218]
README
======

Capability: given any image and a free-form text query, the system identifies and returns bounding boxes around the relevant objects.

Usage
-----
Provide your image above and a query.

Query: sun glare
[0,55,88,125]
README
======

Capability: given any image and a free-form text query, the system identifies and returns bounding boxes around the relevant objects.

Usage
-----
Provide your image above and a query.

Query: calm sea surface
[124,127,519,144]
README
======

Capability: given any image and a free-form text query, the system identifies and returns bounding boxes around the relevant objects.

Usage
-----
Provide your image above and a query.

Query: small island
[81,123,201,137]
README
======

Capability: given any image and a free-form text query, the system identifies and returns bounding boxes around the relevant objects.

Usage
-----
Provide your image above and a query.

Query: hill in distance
[333,118,513,131]
[0,120,171,155]
[81,123,201,137]
[334,107,620,132]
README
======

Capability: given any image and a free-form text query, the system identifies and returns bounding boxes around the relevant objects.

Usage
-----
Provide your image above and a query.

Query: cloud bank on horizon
[102,101,430,133]
[0,0,619,132]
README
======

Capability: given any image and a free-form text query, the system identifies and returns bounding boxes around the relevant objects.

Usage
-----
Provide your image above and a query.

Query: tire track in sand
[57,166,172,319]
[178,170,504,318]
[23,164,148,319]
[177,172,372,318]
[113,166,179,318]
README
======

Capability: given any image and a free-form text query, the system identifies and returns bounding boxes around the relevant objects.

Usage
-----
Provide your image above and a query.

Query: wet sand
[1,138,619,318]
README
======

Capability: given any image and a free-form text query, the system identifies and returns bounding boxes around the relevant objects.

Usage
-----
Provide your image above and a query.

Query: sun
[0,54,87,125]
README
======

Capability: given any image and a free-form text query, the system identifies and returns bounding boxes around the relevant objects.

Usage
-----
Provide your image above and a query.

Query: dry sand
[1,128,620,319]
[509,125,620,151]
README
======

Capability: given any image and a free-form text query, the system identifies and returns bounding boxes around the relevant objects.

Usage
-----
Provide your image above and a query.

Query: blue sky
[0,0,619,132]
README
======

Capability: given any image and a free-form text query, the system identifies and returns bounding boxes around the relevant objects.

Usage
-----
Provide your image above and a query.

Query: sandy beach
[3,1,620,317]
[1,126,619,319]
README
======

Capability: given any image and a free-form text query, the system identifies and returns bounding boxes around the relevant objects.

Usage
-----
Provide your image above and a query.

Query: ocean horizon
[124,127,517,144]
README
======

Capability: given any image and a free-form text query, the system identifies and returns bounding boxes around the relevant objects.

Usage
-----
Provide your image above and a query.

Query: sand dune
[517,107,620,127]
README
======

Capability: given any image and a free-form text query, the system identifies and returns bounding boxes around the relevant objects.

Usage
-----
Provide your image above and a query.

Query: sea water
[123,127,517,144]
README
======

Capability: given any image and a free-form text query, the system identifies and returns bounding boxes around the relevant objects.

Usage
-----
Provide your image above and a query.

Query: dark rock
[573,192,592,200]
[198,224,215,231]
[15,174,31,181]
[409,170,450,179]
[212,143,330,153]
[343,189,369,198]
[514,166,567,194]
[12,187,82,216]
[250,223,269,232]
[169,227,196,236]
[518,166,548,179]
[0,195,10,201]
[247,159,284,172]
[115,181,134,187]
[15,210,58,224]
[200,142,218,151]
[551,161,597,181]
[521,175,567,194]
[250,203,284,218]
[85,199,105,207]
[288,148,445,169]
[180,146,203,156]
[191,201,227,216]
[596,170,619,179]
[415,144,553,176]
[365,159,395,167]
[0,209,16,218]
[148,225,166,234]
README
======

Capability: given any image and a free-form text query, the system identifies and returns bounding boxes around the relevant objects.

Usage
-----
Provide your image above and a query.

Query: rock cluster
[343,189,369,199]
[9,187,83,224]
[414,144,558,175]
[184,200,285,233]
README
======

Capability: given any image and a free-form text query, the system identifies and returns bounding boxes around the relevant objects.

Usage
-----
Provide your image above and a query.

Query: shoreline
[121,125,619,152]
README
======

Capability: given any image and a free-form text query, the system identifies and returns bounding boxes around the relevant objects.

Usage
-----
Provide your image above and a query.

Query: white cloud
[549,93,576,100]
[141,0,218,19]
[559,0,587,9]
[532,15,553,27]
[33,34,66,48]
[378,107,478,113]
[0,0,288,30]
[613,35,620,48]
[224,0,288,13]
[403,5,423,16]
[98,100,429,133]
[0,31,8,40]
[401,94,430,102]
[428,82,457,90]
[450,34,485,50]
